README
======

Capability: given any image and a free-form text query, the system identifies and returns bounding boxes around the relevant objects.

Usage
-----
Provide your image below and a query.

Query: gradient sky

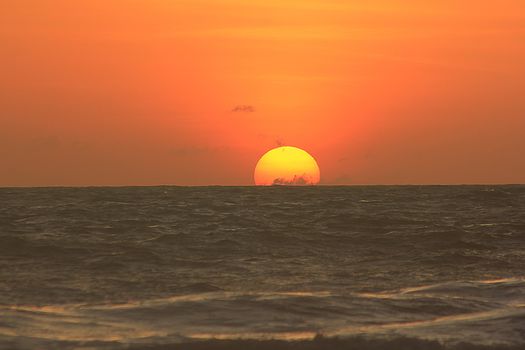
[1,0,524,186]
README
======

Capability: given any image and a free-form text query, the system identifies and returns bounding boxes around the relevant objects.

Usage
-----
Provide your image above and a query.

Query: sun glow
[254,146,320,186]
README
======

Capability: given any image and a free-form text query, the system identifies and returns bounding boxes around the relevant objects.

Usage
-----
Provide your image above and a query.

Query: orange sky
[1,0,524,186]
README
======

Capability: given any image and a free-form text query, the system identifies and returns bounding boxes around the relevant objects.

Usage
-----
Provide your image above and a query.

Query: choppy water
[1,186,524,350]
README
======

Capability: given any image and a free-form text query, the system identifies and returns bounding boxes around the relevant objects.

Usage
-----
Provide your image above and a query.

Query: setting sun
[254,146,320,186]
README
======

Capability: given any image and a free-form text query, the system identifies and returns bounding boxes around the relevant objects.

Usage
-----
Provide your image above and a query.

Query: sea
[1,185,524,350]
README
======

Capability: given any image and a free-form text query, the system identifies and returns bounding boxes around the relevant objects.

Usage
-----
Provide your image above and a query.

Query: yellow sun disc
[254,146,320,186]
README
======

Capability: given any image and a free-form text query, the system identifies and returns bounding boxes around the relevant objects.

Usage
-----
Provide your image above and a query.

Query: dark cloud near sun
[255,133,286,147]
[275,138,285,147]
[232,105,255,113]
[273,175,310,185]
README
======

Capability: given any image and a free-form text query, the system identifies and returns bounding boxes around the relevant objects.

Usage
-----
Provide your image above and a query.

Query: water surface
[1,186,524,349]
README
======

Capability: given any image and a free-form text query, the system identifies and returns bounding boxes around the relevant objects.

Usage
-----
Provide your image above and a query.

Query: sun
[254,146,320,186]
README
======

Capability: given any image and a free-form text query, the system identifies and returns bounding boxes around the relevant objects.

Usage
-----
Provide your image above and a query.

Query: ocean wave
[131,336,525,350]
[2,278,524,348]
[1,335,523,350]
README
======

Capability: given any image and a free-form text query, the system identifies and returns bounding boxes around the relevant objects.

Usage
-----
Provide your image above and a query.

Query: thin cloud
[232,105,255,113]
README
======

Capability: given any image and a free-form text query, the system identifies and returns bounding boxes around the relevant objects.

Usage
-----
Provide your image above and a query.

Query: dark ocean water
[1,186,524,350]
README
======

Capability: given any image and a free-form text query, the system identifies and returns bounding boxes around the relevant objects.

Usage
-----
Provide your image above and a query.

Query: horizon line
[1,183,524,189]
